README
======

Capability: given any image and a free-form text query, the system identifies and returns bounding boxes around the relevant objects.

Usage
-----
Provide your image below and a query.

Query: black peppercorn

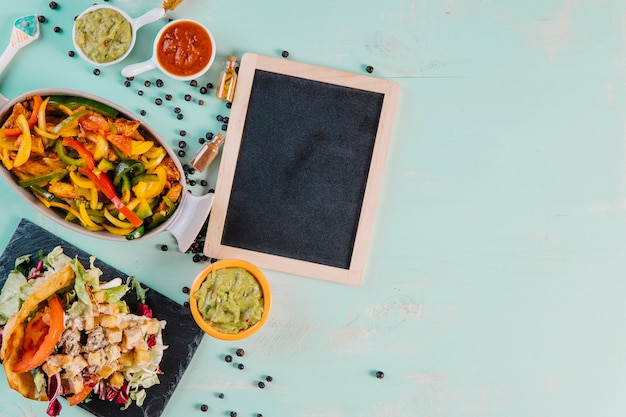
[93,68,100,76]
[235,348,245,357]
[193,254,202,263]
[177,113,184,120]
[376,371,385,379]
[188,168,195,175]
[165,93,172,100]
[155,98,163,105]
[199,87,207,94]
[198,100,205,106]
[53,26,61,33]
[198,138,205,144]
[140,110,146,116]
[224,354,232,363]
[237,363,244,370]
[366,65,374,73]
[178,140,187,148]
[179,130,187,137]
[49,1,58,9]
[160,244,168,251]
[221,124,228,131]
[182,286,190,294]
[206,82,214,89]
[124,80,131,87]
[200,180,208,186]
[216,115,223,122]
[281,50,289,58]
[144,80,151,87]
[183,301,190,308]
[184,94,192,101]
[257,381,265,389]
[174,107,181,114]
[223,116,229,123]
[257,414,263,417]
[218,393,224,399]
[126,76,135,81]
[138,90,144,96]
[68,50,75,57]
[190,80,198,87]
[200,404,208,412]
[205,132,214,140]
[265,375,273,382]
[189,180,196,186]
[38,15,47,23]
[230,412,237,417]
[178,150,185,157]
[156,79,164,87]
[226,102,232,108]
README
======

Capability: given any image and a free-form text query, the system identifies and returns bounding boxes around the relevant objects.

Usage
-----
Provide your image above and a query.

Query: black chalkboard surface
[205,54,399,285]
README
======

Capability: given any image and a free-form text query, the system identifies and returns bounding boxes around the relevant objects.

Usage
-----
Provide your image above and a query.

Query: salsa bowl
[189,259,272,341]
[0,88,213,251]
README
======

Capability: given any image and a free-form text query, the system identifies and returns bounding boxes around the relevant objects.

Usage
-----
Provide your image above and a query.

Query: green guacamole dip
[194,267,264,334]
[74,8,132,63]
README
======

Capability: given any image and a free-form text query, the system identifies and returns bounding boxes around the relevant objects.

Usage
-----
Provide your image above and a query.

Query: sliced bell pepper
[132,166,167,199]
[131,140,154,155]
[79,167,143,228]
[147,196,176,229]
[93,134,109,161]
[4,95,43,137]
[12,295,64,373]
[17,169,67,188]
[51,109,88,136]
[55,139,84,167]
[102,224,135,236]
[125,224,145,240]
[113,159,144,186]
[106,133,132,157]
[61,137,96,170]
[30,184,66,204]
[13,114,32,167]
[48,96,119,119]
[37,96,50,132]
[104,207,135,229]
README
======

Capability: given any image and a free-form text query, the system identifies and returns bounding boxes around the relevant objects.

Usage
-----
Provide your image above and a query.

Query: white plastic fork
[0,15,40,76]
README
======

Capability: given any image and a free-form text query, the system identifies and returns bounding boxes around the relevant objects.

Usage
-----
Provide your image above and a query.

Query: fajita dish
[0,246,167,416]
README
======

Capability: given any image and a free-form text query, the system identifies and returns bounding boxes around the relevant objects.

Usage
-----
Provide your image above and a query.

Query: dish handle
[166,192,214,253]
[0,93,9,112]
[131,7,166,30]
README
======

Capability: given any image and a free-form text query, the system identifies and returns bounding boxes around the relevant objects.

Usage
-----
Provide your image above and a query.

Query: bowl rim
[189,259,272,341]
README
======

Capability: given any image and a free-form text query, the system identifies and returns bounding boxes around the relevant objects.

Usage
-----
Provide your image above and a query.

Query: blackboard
[204,53,399,285]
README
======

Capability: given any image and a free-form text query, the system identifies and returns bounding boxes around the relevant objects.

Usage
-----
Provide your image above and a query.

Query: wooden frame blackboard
[204,53,399,285]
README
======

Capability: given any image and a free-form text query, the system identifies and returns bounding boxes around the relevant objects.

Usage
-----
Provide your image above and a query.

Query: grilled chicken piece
[63,355,88,378]
[161,156,180,181]
[49,182,83,200]
[42,354,70,377]
[61,374,84,395]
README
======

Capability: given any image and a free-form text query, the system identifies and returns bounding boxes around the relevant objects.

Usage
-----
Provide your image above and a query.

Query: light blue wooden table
[1,1,626,416]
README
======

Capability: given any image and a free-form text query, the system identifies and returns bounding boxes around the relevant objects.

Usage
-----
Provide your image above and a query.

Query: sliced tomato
[12,295,65,373]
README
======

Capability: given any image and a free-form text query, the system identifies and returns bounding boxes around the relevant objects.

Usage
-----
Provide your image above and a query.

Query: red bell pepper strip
[12,295,65,373]
[79,166,143,228]
[61,137,95,170]
[4,95,43,137]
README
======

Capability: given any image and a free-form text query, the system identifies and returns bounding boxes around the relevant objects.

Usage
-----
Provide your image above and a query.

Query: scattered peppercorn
[144,80,151,87]
[160,244,168,251]
[198,138,205,144]
[177,113,184,120]
[216,115,223,122]
[53,26,61,33]
[235,348,245,357]
[366,65,374,73]
[155,98,163,105]
[174,107,181,114]
[156,79,164,87]
[189,179,196,186]
[230,412,237,417]
[190,80,198,87]
[184,94,192,101]
[225,355,232,363]
[206,82,214,89]
[140,110,146,116]
[200,404,208,412]
[182,286,190,294]
[178,140,187,148]
[126,76,135,81]
[183,301,190,308]
[49,1,58,9]
[179,130,187,137]
[226,102,232,108]
[281,50,289,58]
[165,93,172,100]
[376,371,385,379]
[138,90,144,96]
[221,124,228,131]
[265,375,273,382]
[193,254,202,263]
[223,116,229,123]
[200,180,208,186]
[237,363,244,370]
[38,15,47,23]
[67,50,75,57]
[199,87,207,94]
[257,414,263,417]
[93,68,100,76]
[188,167,196,175]
[198,100,205,106]
[257,381,265,389]
[205,132,214,140]
[124,80,131,87]
[178,150,186,157]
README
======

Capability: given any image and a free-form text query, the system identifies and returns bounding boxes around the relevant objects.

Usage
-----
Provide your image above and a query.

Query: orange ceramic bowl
[189,259,271,341]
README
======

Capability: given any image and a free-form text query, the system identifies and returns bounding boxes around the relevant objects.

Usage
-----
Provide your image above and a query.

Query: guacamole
[194,267,264,334]
[74,8,132,63]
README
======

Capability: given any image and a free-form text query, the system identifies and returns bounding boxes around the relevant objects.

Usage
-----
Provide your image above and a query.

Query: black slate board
[0,219,205,417]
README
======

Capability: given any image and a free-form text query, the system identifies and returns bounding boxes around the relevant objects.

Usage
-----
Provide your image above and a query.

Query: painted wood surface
[0,1,625,417]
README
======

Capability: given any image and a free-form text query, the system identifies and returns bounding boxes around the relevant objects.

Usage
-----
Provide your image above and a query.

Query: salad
[0,95,182,239]
[0,246,167,416]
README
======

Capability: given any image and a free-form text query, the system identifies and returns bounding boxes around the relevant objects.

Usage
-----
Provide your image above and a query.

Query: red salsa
[156,21,212,77]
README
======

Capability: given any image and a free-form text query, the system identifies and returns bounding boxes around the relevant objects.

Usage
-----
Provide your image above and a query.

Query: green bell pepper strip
[51,109,88,136]
[55,139,85,167]
[147,196,176,230]
[113,159,144,186]
[48,96,119,119]
[18,169,68,188]
[30,184,65,204]
[131,173,158,186]
[125,225,145,240]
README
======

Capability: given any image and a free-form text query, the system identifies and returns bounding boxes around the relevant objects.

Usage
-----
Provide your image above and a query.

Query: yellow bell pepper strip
[104,208,136,229]
[78,202,103,230]
[132,166,167,199]
[79,167,143,228]
[0,148,13,170]
[51,109,88,136]
[97,158,116,172]
[131,140,154,155]
[33,125,58,140]
[17,169,68,188]
[12,295,64,373]
[13,114,32,167]
[102,224,135,236]
[0,135,18,151]
[93,134,109,161]
[4,95,43,137]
